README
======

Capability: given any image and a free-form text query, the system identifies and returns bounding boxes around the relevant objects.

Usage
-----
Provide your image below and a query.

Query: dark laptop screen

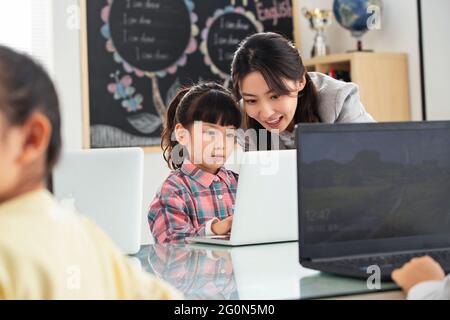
[298,124,450,248]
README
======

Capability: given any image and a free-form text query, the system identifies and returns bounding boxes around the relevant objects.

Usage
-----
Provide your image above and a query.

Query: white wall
[52,0,83,150]
[295,0,423,121]
[421,0,450,120]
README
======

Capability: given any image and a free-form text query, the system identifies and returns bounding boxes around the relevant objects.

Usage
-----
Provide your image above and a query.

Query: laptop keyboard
[327,249,450,271]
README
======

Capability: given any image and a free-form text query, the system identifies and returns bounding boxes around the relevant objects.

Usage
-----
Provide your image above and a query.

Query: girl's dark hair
[161,82,242,170]
[231,32,320,149]
[0,45,61,177]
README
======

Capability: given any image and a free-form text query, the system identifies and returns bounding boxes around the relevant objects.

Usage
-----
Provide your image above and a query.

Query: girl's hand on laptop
[392,256,446,294]
[211,216,233,235]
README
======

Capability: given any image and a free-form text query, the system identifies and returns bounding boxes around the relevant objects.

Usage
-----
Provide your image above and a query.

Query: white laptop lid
[230,150,298,245]
[52,148,143,255]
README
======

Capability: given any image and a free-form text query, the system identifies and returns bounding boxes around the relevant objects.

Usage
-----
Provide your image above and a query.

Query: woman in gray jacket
[231,32,375,150]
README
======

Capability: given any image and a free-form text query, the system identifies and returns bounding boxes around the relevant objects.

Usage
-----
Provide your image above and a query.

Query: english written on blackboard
[256,0,292,26]
[126,0,160,10]
[123,14,153,26]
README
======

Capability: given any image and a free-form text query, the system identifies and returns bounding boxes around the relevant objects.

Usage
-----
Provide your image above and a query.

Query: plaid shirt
[148,160,239,244]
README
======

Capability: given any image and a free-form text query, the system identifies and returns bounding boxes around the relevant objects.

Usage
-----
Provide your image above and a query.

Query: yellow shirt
[0,189,183,300]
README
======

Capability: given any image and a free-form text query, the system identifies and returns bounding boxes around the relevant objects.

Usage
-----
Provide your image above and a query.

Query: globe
[333,0,382,51]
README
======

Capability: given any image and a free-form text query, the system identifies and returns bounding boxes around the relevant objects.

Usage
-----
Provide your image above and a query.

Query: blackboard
[81,0,295,151]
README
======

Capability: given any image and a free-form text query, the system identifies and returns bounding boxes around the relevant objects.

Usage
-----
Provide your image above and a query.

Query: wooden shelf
[304,52,411,122]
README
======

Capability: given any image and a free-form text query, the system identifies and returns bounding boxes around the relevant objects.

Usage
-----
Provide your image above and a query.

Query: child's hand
[211,216,233,235]
[392,256,446,294]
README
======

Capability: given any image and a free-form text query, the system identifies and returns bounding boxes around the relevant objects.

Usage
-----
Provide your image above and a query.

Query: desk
[134,242,404,300]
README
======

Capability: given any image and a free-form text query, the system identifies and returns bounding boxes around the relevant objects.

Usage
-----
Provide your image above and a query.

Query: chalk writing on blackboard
[200,6,262,87]
[109,0,193,73]
[230,0,293,27]
[92,0,198,147]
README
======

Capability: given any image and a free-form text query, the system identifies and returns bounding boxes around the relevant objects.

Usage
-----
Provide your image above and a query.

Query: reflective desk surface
[134,242,404,300]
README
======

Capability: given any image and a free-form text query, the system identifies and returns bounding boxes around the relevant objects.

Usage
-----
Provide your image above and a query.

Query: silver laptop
[187,150,298,246]
[52,148,144,255]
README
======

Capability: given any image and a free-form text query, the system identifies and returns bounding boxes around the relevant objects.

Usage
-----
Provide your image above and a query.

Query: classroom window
[0,0,53,72]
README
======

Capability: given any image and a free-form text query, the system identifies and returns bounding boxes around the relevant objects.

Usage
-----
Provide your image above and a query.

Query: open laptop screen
[297,122,450,258]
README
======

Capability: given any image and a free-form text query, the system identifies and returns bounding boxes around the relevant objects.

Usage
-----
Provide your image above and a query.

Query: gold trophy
[302,8,333,57]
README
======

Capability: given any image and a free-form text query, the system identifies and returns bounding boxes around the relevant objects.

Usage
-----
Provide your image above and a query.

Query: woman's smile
[265,115,284,129]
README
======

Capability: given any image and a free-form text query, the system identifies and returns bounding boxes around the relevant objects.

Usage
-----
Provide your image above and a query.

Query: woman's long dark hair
[161,82,242,170]
[231,32,320,149]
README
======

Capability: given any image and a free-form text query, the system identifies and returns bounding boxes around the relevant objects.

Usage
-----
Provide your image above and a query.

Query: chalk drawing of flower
[200,6,263,80]
[108,71,144,113]
[100,0,198,79]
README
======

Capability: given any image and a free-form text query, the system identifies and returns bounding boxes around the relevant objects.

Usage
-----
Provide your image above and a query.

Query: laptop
[52,148,144,255]
[187,150,298,246]
[296,121,450,280]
